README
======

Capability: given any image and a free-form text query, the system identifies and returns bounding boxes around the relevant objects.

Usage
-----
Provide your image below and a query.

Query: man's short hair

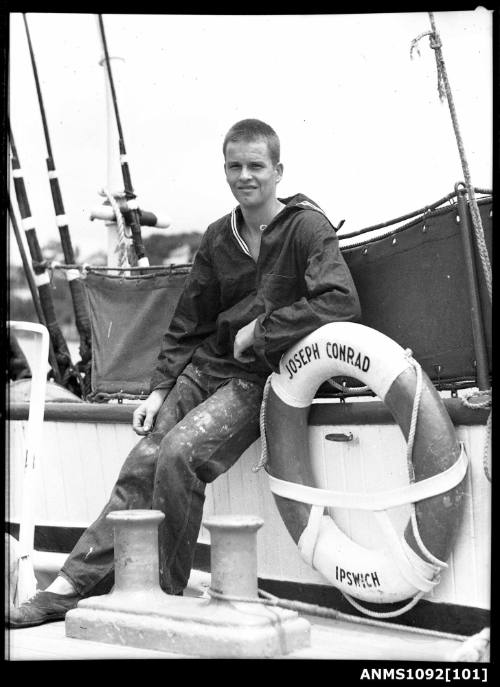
[223,119,280,166]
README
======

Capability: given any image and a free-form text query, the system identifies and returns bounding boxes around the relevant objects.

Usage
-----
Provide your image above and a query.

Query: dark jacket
[150,193,361,394]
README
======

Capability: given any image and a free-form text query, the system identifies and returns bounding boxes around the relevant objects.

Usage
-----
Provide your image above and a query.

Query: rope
[100,188,130,269]
[252,372,374,473]
[400,354,446,568]
[480,411,492,483]
[327,380,370,395]
[406,353,447,569]
[462,388,492,410]
[410,16,494,489]
[47,260,60,286]
[462,389,492,482]
[340,195,491,252]
[86,390,148,403]
[342,589,425,619]
[405,351,423,483]
[340,192,450,240]
[449,627,490,662]
[32,262,192,277]
[254,350,444,618]
[253,374,272,472]
[340,351,446,618]
[208,588,270,605]
[337,188,491,242]
[207,587,469,643]
[411,15,492,303]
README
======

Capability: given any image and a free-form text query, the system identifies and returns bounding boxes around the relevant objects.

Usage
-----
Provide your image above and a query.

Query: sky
[8,10,493,264]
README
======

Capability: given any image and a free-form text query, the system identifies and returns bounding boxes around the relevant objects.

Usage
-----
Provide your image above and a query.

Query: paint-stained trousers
[60,364,263,596]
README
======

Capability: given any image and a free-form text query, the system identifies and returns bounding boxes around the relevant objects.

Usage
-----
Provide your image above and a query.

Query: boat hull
[7,398,490,634]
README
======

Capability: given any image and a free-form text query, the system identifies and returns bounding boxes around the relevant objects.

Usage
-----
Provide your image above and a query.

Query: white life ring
[264,322,468,605]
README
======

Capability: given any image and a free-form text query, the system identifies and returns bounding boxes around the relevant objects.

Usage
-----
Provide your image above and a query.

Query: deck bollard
[66,509,310,657]
[107,510,164,594]
[203,514,263,600]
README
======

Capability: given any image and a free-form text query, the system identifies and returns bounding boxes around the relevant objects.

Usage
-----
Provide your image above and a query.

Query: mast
[22,13,92,385]
[93,12,130,268]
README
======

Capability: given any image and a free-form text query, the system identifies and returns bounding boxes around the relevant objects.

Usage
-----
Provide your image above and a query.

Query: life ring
[263,322,468,605]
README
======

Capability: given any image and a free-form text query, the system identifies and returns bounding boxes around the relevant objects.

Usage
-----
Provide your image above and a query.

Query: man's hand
[234,318,258,363]
[132,388,168,435]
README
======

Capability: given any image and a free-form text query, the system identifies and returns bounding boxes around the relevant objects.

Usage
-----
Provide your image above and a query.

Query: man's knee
[115,436,160,486]
[157,431,193,476]
[156,429,217,485]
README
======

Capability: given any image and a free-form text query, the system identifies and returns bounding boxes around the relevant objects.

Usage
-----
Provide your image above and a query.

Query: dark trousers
[60,364,263,596]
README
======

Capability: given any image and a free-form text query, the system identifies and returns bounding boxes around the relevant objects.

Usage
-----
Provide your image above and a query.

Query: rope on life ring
[262,322,468,615]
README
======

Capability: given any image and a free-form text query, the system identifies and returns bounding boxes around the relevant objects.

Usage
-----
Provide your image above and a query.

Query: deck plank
[5,621,184,660]
[5,614,463,661]
[293,616,462,661]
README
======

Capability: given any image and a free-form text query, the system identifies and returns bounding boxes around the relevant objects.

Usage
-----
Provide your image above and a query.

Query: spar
[23,13,92,393]
[8,196,62,382]
[96,14,149,268]
[8,123,82,397]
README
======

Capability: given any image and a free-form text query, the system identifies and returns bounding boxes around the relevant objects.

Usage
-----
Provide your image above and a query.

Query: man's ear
[275,162,284,184]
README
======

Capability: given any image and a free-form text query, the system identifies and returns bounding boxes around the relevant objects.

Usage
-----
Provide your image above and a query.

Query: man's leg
[152,377,263,594]
[59,375,208,597]
[7,377,196,627]
[7,370,262,626]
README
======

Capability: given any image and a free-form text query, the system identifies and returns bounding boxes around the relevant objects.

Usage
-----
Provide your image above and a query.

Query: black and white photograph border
[4,8,493,666]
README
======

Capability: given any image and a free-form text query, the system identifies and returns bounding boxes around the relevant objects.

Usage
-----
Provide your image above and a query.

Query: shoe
[6,590,82,629]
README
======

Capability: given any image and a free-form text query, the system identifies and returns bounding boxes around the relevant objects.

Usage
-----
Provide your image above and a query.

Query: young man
[8,119,361,628]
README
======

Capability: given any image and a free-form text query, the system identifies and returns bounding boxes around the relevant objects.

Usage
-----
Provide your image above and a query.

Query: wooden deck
[5,571,467,662]
[5,614,465,662]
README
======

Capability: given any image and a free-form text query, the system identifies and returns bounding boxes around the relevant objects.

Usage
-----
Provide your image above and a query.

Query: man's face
[224,138,283,210]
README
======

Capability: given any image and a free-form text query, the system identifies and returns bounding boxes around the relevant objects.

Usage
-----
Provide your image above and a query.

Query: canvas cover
[341,198,492,386]
[84,199,491,397]
[85,267,189,396]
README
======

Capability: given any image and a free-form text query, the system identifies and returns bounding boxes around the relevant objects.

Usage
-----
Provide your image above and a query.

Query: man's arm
[132,388,169,435]
[252,217,360,371]
[233,318,258,362]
